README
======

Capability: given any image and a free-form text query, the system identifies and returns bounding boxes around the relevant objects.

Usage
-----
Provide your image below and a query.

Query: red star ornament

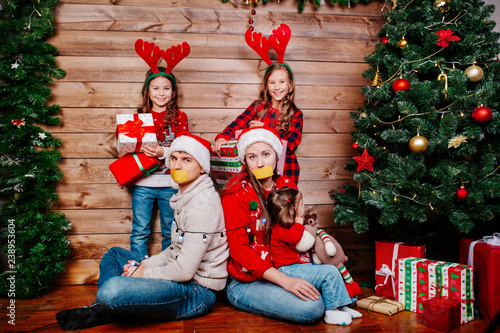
[353,148,377,172]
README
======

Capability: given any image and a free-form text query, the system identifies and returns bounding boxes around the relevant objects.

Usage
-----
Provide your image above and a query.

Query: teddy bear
[296,211,361,298]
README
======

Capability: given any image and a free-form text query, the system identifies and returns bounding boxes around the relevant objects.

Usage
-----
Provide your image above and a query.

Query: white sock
[340,305,363,318]
[324,309,352,325]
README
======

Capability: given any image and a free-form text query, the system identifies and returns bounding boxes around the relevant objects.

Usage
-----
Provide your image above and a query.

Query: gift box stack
[375,241,426,299]
[396,257,474,324]
[210,140,243,188]
[109,114,160,186]
[459,234,500,324]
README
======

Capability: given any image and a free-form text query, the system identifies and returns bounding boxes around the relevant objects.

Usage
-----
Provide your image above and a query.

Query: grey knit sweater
[141,174,229,291]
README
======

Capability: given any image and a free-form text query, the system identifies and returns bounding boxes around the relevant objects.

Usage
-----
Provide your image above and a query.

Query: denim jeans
[96,247,217,320]
[226,276,325,324]
[131,185,177,256]
[278,263,353,311]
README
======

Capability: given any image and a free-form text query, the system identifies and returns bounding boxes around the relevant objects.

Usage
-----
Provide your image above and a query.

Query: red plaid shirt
[215,100,303,184]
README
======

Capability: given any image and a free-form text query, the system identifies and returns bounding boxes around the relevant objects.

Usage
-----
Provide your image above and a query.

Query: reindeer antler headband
[245,24,293,79]
[135,39,191,87]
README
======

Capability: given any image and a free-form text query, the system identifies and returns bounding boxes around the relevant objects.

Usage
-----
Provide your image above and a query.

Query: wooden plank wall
[47,0,385,285]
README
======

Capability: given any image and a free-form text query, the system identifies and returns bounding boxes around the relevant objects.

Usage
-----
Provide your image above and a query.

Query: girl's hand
[295,216,304,225]
[262,267,320,301]
[212,138,228,157]
[249,120,265,128]
[141,144,164,158]
[282,276,320,301]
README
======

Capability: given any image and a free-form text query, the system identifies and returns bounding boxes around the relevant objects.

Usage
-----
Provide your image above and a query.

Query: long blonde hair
[137,67,179,124]
[258,63,297,133]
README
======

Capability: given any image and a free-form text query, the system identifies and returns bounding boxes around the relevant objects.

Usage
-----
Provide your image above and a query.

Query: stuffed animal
[296,211,361,298]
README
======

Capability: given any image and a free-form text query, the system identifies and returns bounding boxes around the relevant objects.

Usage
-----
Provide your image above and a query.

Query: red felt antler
[270,24,291,64]
[161,42,191,74]
[135,39,162,74]
[245,28,273,66]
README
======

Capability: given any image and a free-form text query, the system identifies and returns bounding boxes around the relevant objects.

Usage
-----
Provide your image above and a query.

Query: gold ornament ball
[409,135,429,153]
[434,0,450,12]
[398,38,408,48]
[359,112,368,118]
[464,65,484,82]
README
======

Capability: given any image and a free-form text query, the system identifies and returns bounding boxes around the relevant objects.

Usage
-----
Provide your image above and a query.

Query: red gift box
[375,241,425,299]
[459,236,500,324]
[109,153,160,186]
[423,297,461,332]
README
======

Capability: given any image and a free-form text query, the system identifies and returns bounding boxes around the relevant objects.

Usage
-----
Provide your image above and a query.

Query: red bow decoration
[436,29,461,48]
[12,118,25,128]
[117,119,146,139]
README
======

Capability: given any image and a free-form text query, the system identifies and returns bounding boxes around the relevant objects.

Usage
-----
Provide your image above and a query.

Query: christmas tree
[0,0,71,298]
[330,0,500,256]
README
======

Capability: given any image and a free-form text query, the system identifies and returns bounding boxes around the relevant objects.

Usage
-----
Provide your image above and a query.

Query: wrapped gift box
[459,236,500,324]
[375,241,426,299]
[423,297,461,332]
[210,140,243,188]
[356,295,403,315]
[109,153,160,186]
[396,257,474,324]
[116,113,157,153]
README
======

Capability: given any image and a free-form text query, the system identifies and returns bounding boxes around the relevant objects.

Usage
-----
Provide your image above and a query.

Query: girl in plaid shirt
[212,63,303,185]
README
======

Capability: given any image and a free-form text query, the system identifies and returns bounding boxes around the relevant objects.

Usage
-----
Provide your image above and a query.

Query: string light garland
[222,0,376,13]
[172,218,267,243]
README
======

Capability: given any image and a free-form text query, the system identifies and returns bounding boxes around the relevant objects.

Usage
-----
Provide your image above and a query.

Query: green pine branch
[0,0,70,299]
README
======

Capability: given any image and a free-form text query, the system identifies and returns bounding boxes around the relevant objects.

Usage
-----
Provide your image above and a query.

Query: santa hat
[237,126,283,164]
[166,133,211,173]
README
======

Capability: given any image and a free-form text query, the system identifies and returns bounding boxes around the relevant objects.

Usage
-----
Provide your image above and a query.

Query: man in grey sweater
[57,133,229,331]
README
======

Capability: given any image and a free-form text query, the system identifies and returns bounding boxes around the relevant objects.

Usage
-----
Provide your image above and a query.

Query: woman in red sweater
[222,127,324,324]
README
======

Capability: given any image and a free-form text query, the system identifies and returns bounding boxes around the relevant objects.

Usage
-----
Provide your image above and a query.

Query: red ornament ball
[471,105,493,124]
[251,9,256,15]
[380,37,389,44]
[352,143,359,149]
[392,78,411,92]
[456,186,469,200]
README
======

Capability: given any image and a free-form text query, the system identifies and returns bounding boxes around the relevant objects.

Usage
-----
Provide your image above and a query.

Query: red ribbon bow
[118,119,146,139]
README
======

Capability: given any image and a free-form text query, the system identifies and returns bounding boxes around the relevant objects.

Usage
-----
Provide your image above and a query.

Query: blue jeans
[226,276,325,324]
[96,247,217,320]
[278,263,353,311]
[131,186,177,256]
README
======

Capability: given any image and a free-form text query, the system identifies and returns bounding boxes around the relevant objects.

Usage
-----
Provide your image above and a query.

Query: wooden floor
[1,285,497,333]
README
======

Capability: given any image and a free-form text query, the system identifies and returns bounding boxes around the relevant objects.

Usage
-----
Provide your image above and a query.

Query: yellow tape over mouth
[171,169,188,182]
[253,166,274,179]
